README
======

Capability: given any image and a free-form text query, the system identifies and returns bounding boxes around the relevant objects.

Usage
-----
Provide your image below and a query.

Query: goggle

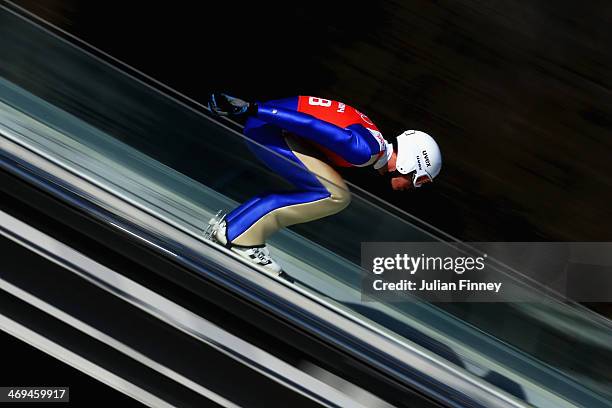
[388,169,433,188]
[413,170,433,188]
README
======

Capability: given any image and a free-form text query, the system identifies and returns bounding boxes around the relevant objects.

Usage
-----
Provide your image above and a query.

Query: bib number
[308,97,332,107]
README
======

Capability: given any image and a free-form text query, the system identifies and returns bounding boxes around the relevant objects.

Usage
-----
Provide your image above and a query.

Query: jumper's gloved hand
[208,93,255,117]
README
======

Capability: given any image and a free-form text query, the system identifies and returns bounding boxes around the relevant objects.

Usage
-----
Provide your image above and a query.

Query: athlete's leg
[225,117,321,226]
[225,119,350,247]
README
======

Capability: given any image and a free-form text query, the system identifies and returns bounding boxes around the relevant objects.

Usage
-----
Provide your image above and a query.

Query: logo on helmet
[423,150,431,167]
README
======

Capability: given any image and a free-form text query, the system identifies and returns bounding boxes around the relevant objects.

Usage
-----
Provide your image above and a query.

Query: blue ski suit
[226,96,391,246]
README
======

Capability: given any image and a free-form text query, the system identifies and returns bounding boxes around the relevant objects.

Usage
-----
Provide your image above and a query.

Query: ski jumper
[226,96,390,246]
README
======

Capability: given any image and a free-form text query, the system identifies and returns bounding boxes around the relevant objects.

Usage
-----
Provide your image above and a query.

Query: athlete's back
[250,95,389,167]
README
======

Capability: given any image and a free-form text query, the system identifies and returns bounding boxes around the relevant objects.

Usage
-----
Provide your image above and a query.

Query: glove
[208,93,255,117]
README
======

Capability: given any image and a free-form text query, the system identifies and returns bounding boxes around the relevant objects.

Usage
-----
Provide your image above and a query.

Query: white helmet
[395,130,442,187]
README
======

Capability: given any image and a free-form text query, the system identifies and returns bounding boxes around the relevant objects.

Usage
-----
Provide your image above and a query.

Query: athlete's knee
[326,186,351,214]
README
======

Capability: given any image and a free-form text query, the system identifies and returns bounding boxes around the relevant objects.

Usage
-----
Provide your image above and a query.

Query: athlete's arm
[255,104,375,166]
[208,93,380,166]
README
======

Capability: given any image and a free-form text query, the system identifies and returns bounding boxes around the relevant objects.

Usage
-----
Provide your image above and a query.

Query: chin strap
[373,141,394,170]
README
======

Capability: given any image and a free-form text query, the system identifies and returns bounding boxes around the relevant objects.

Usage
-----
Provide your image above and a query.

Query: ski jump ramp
[0,5,611,407]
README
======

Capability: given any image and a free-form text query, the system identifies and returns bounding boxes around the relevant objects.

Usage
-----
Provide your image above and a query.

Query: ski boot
[205,211,292,282]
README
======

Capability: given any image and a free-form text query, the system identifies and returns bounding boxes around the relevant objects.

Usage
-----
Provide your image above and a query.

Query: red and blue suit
[226,96,391,246]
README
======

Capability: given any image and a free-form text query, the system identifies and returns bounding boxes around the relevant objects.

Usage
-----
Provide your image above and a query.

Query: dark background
[0,329,141,406]
[15,0,612,242]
